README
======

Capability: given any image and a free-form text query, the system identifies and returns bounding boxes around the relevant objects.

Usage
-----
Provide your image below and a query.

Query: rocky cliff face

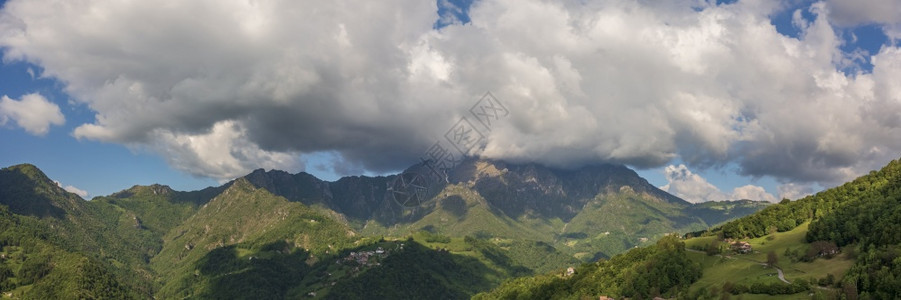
[450,159,687,222]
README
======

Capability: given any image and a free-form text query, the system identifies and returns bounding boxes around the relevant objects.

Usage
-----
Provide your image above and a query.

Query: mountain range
[0,159,770,298]
[239,159,769,259]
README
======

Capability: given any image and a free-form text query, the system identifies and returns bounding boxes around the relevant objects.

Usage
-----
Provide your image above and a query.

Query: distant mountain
[683,199,773,229]
[238,159,768,260]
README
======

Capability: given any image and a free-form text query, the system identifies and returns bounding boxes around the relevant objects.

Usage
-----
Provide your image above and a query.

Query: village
[338,246,390,268]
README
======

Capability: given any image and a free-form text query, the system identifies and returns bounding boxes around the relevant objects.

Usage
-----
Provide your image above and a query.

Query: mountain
[0,165,229,297]
[0,164,138,298]
[240,159,768,259]
[683,199,774,229]
[0,161,769,299]
[0,164,574,298]
[140,176,578,299]
[148,178,359,298]
[479,157,901,299]
[0,164,85,219]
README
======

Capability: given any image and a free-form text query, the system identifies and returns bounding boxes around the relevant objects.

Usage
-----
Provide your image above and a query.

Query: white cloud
[661,164,727,203]
[777,183,816,200]
[54,180,88,198]
[661,164,778,203]
[732,184,777,203]
[149,120,303,180]
[0,93,64,136]
[1,0,900,184]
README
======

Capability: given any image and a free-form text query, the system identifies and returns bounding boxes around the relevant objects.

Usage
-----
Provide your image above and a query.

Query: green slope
[561,187,708,260]
[683,222,853,299]
[474,235,702,299]
[358,160,768,262]
[362,183,552,241]
[0,165,138,298]
[150,178,358,298]
[478,157,901,299]
[671,157,901,299]
[700,158,901,298]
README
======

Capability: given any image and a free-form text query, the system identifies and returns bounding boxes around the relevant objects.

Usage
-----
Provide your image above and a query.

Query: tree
[805,241,839,261]
[721,281,734,294]
[843,280,858,300]
[706,240,721,256]
[767,250,778,266]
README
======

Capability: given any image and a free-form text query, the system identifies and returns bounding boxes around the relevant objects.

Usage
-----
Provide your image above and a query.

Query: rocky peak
[111,184,175,198]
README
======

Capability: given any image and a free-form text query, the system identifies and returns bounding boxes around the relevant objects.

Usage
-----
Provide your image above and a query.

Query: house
[731,241,752,254]
[565,267,575,276]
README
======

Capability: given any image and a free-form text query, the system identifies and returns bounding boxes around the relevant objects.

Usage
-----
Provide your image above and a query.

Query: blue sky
[0,57,220,195]
[1,0,899,201]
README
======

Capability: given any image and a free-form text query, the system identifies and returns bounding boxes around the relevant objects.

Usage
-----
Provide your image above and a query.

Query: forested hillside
[0,165,137,298]
[478,157,901,299]
[474,235,701,299]
[709,159,901,297]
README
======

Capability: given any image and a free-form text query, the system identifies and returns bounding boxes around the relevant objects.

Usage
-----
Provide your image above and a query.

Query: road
[761,262,789,284]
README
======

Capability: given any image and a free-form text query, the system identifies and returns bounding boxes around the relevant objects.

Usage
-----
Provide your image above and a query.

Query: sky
[0,0,899,202]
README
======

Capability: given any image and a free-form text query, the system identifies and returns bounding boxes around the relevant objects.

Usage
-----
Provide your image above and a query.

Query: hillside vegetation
[712,158,901,298]
[474,235,701,299]
[0,165,137,298]
[0,161,771,299]
[478,157,901,299]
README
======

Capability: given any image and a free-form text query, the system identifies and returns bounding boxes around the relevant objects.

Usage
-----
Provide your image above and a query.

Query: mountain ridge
[223,159,770,260]
[0,161,770,298]
[95,159,770,254]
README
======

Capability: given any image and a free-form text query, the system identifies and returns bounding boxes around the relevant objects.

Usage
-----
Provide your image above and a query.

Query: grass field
[685,222,853,299]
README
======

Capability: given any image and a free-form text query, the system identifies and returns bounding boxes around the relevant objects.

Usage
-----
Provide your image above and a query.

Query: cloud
[54,180,88,198]
[732,185,777,203]
[2,0,900,184]
[777,183,816,200]
[661,164,777,203]
[148,120,304,179]
[825,0,901,27]
[661,164,727,203]
[0,93,64,136]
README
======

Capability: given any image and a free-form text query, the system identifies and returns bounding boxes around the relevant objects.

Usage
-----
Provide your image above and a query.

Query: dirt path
[767,263,790,284]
